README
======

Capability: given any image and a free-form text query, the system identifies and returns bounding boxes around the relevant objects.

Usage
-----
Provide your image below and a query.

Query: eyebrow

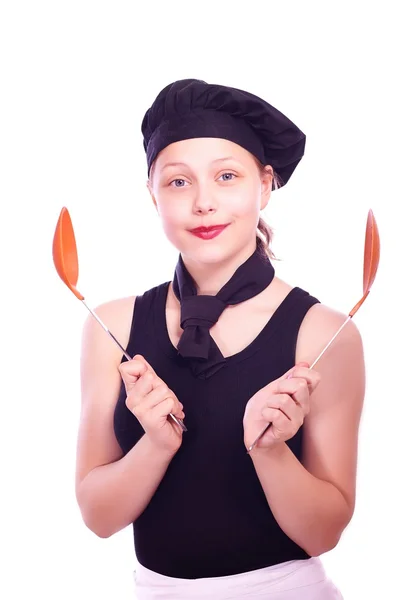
[160,156,239,171]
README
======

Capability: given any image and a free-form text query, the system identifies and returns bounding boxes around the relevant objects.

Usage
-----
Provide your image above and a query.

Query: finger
[278,362,312,382]
[135,393,175,419]
[132,354,156,374]
[277,378,310,411]
[291,387,310,416]
[296,361,310,368]
[150,397,182,422]
[278,365,297,381]
[262,400,305,435]
[266,393,302,421]
[133,379,184,417]
[151,399,185,436]
[284,364,320,391]
[119,357,148,383]
[274,363,304,387]
[261,406,289,428]
[130,370,157,401]
[280,379,311,416]
[143,383,180,411]
[289,367,320,394]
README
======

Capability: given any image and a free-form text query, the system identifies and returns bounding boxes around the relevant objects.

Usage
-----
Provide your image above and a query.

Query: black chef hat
[141,79,306,189]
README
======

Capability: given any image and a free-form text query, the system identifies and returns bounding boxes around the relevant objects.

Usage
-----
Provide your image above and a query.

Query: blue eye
[170,178,187,187]
[220,172,236,181]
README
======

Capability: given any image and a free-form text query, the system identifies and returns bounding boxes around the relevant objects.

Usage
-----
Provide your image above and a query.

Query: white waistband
[133,557,342,599]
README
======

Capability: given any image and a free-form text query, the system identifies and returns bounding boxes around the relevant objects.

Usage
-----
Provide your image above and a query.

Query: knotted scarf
[172,248,275,378]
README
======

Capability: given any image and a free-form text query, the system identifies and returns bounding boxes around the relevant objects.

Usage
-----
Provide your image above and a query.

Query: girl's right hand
[118,354,185,455]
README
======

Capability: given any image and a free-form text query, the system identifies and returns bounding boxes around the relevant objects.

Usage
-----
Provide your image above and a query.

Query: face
[147,137,272,266]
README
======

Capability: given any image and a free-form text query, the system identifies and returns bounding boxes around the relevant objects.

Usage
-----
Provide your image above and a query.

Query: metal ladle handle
[82,300,187,432]
[246,316,352,452]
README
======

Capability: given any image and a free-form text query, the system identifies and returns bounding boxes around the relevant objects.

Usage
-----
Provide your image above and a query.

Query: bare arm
[75,297,177,538]
[249,305,365,555]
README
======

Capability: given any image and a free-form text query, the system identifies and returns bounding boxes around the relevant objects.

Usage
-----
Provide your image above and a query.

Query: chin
[181,241,242,266]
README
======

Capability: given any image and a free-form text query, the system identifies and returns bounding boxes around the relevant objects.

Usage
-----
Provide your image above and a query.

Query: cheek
[226,186,261,218]
[156,200,188,242]
[158,202,186,225]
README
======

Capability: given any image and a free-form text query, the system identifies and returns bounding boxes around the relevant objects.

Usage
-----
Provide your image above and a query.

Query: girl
[75,79,364,598]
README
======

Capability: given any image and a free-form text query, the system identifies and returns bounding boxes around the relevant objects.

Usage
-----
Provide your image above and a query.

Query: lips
[189,224,230,240]
[189,224,229,233]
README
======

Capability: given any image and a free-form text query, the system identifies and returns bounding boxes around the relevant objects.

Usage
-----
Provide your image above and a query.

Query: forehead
[155,137,253,170]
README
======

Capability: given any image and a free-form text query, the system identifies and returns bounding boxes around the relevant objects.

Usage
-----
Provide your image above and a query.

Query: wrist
[248,440,288,462]
[142,434,180,462]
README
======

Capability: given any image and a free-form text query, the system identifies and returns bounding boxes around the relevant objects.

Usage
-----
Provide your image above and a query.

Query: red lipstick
[189,224,230,240]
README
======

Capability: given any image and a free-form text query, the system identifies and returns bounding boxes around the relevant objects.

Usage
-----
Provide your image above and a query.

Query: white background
[1,2,397,598]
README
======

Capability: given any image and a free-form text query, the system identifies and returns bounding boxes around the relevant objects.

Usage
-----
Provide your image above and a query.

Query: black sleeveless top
[114,281,320,579]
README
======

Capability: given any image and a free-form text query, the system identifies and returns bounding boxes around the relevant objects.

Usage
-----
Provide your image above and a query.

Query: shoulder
[268,277,364,367]
[81,280,170,363]
[81,295,137,366]
[295,299,365,436]
[296,301,364,369]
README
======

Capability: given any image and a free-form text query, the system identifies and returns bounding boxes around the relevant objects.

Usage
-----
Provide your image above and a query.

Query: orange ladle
[309,209,380,368]
[248,209,380,452]
[52,207,187,433]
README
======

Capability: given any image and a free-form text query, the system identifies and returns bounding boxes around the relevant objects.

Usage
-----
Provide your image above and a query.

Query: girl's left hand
[243,362,321,452]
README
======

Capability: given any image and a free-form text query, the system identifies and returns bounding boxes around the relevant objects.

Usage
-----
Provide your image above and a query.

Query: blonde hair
[253,158,282,261]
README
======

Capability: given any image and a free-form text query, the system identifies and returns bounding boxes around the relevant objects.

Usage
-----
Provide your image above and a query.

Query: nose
[192,183,217,215]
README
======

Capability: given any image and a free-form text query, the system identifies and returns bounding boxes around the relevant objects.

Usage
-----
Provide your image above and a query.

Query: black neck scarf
[172,247,275,379]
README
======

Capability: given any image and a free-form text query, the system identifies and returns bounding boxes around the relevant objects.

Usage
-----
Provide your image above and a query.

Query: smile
[189,225,230,240]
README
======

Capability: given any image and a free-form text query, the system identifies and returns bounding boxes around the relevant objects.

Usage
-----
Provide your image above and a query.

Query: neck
[180,241,259,296]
